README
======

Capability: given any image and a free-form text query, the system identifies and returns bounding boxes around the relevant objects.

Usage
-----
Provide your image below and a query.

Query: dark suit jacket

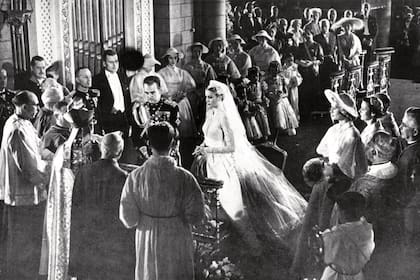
[314,33,337,57]
[397,142,420,206]
[92,70,131,132]
[355,14,378,39]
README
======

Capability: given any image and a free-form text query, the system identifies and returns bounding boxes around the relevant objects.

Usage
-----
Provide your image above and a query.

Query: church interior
[1,0,420,279]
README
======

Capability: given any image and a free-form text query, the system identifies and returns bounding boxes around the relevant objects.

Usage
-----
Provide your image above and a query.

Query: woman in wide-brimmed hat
[183,42,217,129]
[316,90,368,179]
[248,30,281,73]
[227,34,252,77]
[158,47,198,168]
[332,17,363,69]
[205,37,241,82]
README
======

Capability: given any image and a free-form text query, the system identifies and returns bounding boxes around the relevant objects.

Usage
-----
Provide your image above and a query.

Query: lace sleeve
[206,113,235,154]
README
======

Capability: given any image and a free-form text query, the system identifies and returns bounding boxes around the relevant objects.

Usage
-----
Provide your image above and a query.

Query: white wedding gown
[201,81,307,249]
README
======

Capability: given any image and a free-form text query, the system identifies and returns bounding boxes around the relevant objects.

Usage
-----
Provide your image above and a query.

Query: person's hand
[193,145,208,156]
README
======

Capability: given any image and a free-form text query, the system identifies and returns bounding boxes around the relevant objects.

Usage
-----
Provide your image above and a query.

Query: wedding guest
[34,86,64,137]
[344,10,354,18]
[288,19,304,47]
[205,37,241,82]
[248,30,282,73]
[359,96,385,146]
[317,90,367,179]
[283,53,303,120]
[303,8,322,36]
[253,7,264,32]
[120,122,205,280]
[333,17,363,69]
[265,5,279,27]
[302,7,311,27]
[377,93,401,138]
[227,35,252,77]
[327,8,338,27]
[16,56,46,106]
[356,2,378,62]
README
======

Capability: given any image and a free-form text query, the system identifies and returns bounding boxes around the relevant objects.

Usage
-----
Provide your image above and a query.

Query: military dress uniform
[135,98,180,162]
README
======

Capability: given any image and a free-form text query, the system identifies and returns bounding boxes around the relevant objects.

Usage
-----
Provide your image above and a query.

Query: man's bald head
[101,131,124,160]
[12,90,39,119]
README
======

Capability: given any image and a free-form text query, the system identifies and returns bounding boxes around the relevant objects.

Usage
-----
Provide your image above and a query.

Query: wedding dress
[202,80,307,248]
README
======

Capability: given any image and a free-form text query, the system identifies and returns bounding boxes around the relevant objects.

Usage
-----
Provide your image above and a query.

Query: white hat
[331,17,364,31]
[325,89,358,118]
[162,47,184,59]
[228,34,247,45]
[143,54,161,68]
[252,30,273,41]
[188,42,209,54]
[208,37,228,50]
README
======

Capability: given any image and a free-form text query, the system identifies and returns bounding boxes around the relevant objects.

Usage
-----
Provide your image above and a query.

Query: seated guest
[16,56,46,106]
[119,122,205,280]
[397,107,420,243]
[34,86,64,137]
[359,96,385,146]
[377,93,401,138]
[317,90,367,179]
[205,37,241,82]
[69,132,135,280]
[41,101,72,154]
[0,91,49,280]
[0,69,15,142]
[320,192,375,280]
[351,130,398,234]
[248,30,282,73]
[303,8,322,36]
[228,34,252,77]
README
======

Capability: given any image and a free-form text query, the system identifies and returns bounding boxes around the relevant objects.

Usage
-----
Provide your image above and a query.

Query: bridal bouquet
[203,257,244,280]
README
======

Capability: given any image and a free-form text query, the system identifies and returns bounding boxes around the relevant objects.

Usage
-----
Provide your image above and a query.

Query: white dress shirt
[105,70,125,112]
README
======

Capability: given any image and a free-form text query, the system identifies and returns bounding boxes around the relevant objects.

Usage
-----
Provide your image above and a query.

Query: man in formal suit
[92,49,131,137]
[356,2,378,62]
[314,19,338,94]
[16,56,46,106]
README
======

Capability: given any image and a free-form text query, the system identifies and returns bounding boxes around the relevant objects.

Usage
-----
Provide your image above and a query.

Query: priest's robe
[120,155,205,280]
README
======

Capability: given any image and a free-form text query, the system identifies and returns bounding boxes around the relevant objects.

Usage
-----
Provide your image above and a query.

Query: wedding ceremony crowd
[0,1,420,280]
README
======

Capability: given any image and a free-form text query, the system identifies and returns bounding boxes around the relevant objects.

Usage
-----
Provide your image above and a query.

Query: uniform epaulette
[164,99,178,107]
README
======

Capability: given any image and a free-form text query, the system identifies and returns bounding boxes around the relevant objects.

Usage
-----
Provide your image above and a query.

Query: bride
[193,80,307,252]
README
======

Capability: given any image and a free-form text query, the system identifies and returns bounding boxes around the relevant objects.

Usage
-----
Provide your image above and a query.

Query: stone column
[195,0,226,44]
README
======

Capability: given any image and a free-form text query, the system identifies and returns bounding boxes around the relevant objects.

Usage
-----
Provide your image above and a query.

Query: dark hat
[65,108,95,128]
[119,48,144,71]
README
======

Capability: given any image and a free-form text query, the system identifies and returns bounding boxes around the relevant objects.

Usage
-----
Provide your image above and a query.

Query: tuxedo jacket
[355,14,378,39]
[314,33,337,57]
[92,70,131,116]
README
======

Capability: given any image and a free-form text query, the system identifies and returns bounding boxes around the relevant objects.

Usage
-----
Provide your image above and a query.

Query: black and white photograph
[0,0,419,279]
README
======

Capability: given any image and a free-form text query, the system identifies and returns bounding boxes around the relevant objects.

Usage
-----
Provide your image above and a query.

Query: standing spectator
[92,49,131,137]
[333,18,363,69]
[275,18,290,55]
[253,7,264,32]
[119,122,205,280]
[233,6,243,35]
[355,2,378,62]
[158,47,197,169]
[397,107,420,243]
[266,5,279,27]
[344,9,354,18]
[302,7,311,27]
[295,29,324,119]
[288,19,304,47]
[228,34,252,77]
[283,53,303,121]
[248,30,282,73]
[17,56,46,106]
[303,8,322,36]
[184,42,217,128]
[205,37,241,82]
[315,19,338,96]
[0,69,15,142]
[327,8,338,27]
[240,6,256,43]
[0,91,48,280]
[69,132,135,280]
